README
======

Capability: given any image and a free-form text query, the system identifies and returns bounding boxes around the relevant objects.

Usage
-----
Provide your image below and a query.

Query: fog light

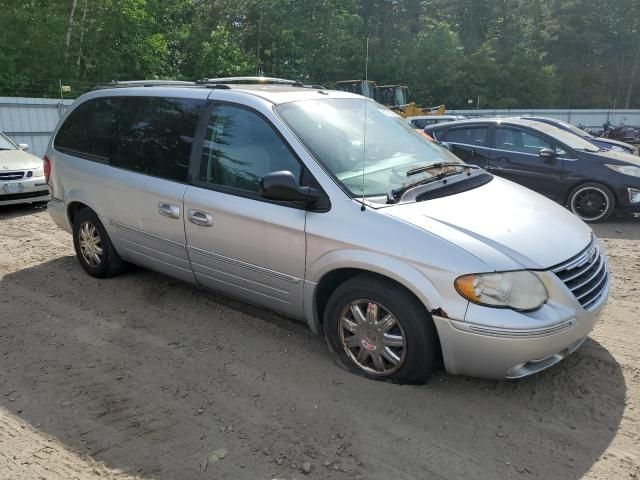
[629,188,640,204]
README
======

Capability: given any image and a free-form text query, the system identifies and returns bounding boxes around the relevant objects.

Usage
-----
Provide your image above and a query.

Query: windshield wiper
[406,162,476,177]
[388,164,479,204]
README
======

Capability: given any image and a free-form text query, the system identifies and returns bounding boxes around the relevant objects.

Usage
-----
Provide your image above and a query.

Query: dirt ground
[0,204,638,480]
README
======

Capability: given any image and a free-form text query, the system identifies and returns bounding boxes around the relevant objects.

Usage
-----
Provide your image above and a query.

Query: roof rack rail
[195,76,324,89]
[92,80,196,90]
[195,76,299,86]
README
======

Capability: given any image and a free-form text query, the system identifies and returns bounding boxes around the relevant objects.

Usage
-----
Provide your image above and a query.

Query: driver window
[199,105,302,193]
[495,127,552,155]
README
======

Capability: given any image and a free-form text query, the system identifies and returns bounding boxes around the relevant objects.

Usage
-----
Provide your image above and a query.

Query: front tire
[323,275,439,385]
[72,208,125,278]
[568,182,615,223]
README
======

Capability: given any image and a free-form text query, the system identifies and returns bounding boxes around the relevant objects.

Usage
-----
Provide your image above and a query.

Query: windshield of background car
[551,119,593,138]
[276,98,461,197]
[528,122,600,152]
[0,133,16,150]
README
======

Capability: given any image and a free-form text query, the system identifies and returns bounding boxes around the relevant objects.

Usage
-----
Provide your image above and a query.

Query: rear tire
[72,208,125,278]
[568,182,615,223]
[323,274,439,385]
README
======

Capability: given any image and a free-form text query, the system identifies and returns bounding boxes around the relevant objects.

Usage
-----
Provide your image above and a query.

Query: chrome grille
[552,238,608,310]
[0,170,25,181]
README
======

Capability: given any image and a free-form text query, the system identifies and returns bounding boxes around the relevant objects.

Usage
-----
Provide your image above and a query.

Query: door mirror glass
[539,148,556,159]
[260,170,319,205]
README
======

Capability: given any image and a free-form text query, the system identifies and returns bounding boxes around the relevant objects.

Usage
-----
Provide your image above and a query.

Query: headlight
[605,164,640,177]
[454,271,548,311]
[32,166,44,177]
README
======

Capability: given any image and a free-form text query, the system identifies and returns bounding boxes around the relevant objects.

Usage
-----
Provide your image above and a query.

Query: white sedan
[0,132,49,206]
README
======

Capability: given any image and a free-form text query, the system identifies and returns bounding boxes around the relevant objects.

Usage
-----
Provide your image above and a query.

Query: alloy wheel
[571,186,610,222]
[78,220,103,267]
[338,299,407,375]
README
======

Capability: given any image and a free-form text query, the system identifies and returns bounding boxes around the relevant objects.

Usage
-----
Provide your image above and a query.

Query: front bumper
[0,176,49,206]
[433,270,609,379]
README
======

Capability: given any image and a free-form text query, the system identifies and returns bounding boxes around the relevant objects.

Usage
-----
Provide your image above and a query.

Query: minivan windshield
[276,98,461,197]
[0,132,17,150]
[528,122,600,152]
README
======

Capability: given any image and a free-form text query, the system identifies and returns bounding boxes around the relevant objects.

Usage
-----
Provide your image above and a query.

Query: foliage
[0,0,638,108]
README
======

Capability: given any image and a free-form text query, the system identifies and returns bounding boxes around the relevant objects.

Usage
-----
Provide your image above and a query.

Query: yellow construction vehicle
[335,80,445,118]
[374,85,445,118]
[335,80,376,98]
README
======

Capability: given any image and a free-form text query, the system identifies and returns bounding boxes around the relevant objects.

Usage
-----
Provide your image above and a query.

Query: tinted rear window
[54,96,204,182]
[444,126,488,147]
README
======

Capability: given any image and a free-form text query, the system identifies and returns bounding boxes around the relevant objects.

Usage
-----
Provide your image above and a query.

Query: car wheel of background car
[568,182,615,223]
[323,274,439,385]
[72,208,125,278]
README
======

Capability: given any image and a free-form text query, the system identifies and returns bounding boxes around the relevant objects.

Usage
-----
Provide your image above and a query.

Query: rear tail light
[43,155,51,184]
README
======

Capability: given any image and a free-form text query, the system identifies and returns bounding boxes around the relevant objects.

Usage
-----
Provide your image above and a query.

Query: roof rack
[91,77,326,92]
[92,80,196,90]
[195,76,325,89]
[195,76,299,86]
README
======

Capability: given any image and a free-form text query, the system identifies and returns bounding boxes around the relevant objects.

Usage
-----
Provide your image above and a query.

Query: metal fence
[448,109,640,131]
[0,97,73,158]
[2,96,640,158]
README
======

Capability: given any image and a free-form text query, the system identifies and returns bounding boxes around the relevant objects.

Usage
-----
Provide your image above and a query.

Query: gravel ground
[0,204,638,480]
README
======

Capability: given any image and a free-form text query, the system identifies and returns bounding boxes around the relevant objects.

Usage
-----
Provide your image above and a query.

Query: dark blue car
[425,118,640,222]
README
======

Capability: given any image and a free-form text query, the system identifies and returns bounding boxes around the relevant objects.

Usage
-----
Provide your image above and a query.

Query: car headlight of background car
[605,164,640,177]
[455,271,548,311]
[31,166,45,178]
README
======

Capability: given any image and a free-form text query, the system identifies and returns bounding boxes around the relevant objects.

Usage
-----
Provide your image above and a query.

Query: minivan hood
[382,176,592,271]
[0,149,42,170]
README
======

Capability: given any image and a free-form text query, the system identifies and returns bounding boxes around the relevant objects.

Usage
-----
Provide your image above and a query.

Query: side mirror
[17,143,29,151]
[539,148,556,159]
[261,171,319,205]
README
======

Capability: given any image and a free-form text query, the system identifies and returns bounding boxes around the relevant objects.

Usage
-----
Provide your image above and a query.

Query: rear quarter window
[54,96,205,183]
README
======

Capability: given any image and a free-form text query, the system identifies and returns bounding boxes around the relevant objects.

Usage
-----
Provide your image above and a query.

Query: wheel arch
[67,200,91,226]
[304,252,445,336]
[64,189,105,226]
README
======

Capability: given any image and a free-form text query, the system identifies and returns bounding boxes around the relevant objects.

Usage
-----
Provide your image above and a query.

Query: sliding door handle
[187,209,213,227]
[158,202,180,219]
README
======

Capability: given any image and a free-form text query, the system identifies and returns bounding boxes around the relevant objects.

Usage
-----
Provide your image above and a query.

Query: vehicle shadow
[0,256,627,480]
[591,214,640,241]
[0,202,48,221]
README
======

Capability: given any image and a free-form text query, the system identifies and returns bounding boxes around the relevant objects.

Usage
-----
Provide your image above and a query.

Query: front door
[183,103,307,317]
[489,126,564,200]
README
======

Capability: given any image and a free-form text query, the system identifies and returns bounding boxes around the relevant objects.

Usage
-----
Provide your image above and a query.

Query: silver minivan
[46,79,610,384]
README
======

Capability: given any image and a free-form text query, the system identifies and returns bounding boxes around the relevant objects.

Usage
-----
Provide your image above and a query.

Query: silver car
[0,132,49,206]
[45,80,610,384]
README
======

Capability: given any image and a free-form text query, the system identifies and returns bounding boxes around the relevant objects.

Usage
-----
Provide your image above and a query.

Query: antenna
[360,38,369,212]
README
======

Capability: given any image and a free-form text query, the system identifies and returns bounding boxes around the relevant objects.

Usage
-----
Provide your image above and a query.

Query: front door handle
[187,209,213,227]
[158,202,180,219]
